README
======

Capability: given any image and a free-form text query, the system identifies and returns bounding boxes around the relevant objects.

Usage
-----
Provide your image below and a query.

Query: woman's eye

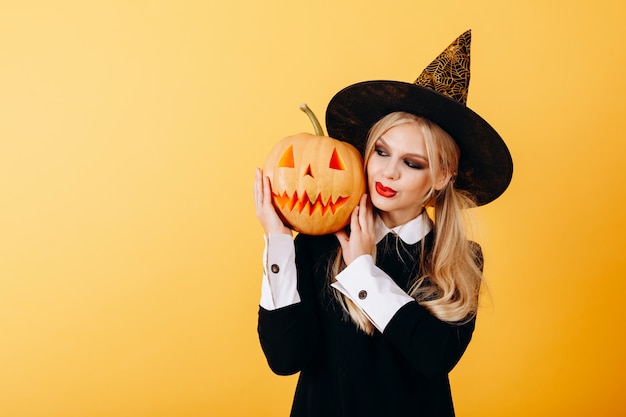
[375,148,388,156]
[405,159,426,169]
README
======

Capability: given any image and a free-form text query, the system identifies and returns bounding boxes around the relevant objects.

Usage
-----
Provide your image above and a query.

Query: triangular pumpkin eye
[278,145,295,168]
[329,148,346,170]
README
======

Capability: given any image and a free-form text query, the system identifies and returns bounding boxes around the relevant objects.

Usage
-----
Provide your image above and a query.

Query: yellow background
[1,0,625,416]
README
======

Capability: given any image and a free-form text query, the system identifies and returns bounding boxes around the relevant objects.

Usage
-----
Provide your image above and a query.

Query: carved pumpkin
[263,104,365,235]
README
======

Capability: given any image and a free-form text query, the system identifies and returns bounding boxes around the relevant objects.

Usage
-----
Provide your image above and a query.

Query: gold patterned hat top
[415,30,471,105]
[325,30,513,206]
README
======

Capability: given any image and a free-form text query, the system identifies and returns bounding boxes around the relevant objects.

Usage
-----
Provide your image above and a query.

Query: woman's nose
[383,160,399,179]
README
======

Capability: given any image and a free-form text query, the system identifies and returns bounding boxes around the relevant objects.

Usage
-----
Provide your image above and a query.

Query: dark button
[358,290,367,300]
[270,264,280,274]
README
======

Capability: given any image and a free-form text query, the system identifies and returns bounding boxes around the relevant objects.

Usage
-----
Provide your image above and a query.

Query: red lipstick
[375,182,397,198]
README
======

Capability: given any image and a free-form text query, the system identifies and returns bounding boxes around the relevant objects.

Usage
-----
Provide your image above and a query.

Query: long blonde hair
[331,112,483,335]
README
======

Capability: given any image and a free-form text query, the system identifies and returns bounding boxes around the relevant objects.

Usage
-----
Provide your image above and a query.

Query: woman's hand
[334,194,375,265]
[254,168,292,236]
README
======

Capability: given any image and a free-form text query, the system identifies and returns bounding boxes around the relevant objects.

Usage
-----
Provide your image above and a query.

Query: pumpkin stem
[299,103,324,136]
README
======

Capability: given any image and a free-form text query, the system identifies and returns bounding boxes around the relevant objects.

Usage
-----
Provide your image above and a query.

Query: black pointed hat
[325,30,513,206]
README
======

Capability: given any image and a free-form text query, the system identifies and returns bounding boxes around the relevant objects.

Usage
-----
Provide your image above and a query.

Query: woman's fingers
[253,168,273,210]
[353,194,372,234]
[336,194,375,266]
[334,229,348,249]
[253,168,292,236]
[358,194,368,231]
[363,194,374,232]
[254,168,263,208]
[334,229,354,265]
[350,204,360,231]
[262,174,273,208]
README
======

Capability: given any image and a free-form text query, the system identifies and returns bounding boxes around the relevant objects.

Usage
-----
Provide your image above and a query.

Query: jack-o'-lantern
[263,104,366,235]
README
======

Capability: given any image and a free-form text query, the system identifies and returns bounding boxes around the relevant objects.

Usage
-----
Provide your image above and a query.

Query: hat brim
[325,80,513,206]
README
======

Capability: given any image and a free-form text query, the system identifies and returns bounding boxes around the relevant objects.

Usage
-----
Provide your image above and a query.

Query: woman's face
[366,121,448,228]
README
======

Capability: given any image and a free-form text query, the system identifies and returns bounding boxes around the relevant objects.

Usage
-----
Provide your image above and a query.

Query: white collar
[374,212,433,245]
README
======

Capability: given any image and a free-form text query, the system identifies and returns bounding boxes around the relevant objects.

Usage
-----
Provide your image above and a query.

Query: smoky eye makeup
[404,158,428,169]
[373,140,388,156]
[375,138,428,169]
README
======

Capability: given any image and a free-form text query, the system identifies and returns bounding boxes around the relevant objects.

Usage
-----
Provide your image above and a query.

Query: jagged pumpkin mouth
[272,191,350,216]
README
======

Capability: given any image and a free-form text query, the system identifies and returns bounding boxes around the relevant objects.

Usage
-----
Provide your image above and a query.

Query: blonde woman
[254,31,513,417]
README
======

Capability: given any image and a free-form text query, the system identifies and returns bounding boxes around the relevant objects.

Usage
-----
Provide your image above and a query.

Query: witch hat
[325,30,513,206]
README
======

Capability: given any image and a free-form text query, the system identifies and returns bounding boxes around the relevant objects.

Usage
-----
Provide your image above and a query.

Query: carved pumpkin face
[263,132,365,235]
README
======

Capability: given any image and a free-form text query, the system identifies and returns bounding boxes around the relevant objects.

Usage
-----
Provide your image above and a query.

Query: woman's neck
[379,208,425,229]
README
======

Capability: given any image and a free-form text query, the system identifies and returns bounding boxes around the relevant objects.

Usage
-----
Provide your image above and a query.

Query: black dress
[258,232,477,417]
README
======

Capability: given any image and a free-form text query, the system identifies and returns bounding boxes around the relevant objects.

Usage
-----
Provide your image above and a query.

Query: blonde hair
[331,112,483,335]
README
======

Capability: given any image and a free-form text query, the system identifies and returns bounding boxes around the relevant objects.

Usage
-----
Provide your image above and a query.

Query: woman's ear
[434,171,453,191]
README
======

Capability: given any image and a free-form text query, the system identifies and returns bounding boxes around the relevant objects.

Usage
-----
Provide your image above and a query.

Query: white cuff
[331,255,414,332]
[259,233,301,310]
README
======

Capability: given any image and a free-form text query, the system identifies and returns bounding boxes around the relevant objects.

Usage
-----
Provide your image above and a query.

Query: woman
[254,30,513,417]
